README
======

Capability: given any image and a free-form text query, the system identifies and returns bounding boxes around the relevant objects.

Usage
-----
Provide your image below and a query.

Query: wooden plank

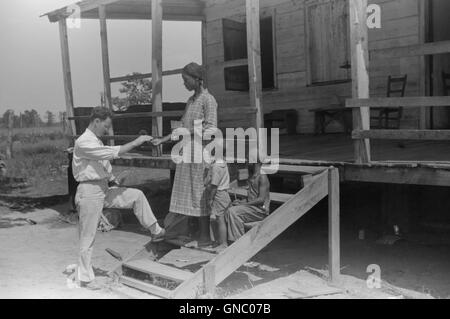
[67,107,255,122]
[418,0,428,129]
[228,188,293,204]
[371,40,450,60]
[328,168,340,283]
[44,0,205,22]
[353,129,450,141]
[301,174,314,187]
[152,0,163,156]
[222,58,249,68]
[277,164,328,175]
[110,68,183,83]
[120,275,171,298]
[6,112,13,159]
[171,170,329,299]
[44,0,120,22]
[343,165,450,187]
[203,264,215,295]
[246,0,263,131]
[349,0,371,164]
[99,5,112,110]
[346,96,450,108]
[201,20,208,87]
[58,19,76,136]
[68,110,185,121]
[123,259,193,283]
[159,247,216,267]
[99,5,115,145]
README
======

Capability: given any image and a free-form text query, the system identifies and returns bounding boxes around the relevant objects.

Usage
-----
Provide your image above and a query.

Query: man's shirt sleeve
[76,139,121,161]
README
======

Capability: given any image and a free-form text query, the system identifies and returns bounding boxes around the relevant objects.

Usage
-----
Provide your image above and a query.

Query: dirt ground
[1,167,449,299]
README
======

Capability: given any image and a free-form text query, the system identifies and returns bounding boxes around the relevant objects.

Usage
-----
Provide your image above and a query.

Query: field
[0,125,70,197]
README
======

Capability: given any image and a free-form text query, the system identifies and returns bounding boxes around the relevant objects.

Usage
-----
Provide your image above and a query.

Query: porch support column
[246,0,265,160]
[99,4,115,144]
[152,0,163,156]
[58,19,76,136]
[349,0,371,163]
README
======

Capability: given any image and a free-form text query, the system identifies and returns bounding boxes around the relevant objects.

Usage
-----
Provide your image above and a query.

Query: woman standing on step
[152,62,218,246]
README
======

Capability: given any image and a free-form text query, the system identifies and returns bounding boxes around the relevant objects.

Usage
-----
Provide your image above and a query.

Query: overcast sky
[0,0,201,117]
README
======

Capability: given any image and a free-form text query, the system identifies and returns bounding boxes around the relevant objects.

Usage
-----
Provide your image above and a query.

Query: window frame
[222,8,278,92]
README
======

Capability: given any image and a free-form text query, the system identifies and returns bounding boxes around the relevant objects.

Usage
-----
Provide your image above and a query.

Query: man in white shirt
[73,107,165,290]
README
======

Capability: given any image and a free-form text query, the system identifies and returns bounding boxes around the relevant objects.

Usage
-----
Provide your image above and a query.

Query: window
[222,15,276,91]
[305,0,351,85]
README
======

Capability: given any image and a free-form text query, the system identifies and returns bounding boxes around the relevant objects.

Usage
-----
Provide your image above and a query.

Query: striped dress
[169,89,218,217]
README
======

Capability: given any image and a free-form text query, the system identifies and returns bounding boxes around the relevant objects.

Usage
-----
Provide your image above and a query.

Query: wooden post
[246,0,265,151]
[203,264,215,295]
[328,167,340,283]
[349,0,371,164]
[62,113,67,134]
[419,0,429,129]
[99,5,115,145]
[152,0,163,156]
[201,20,208,87]
[6,111,14,160]
[58,19,76,137]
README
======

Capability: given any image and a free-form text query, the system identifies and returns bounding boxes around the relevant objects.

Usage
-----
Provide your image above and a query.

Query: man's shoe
[80,280,102,291]
[151,228,166,243]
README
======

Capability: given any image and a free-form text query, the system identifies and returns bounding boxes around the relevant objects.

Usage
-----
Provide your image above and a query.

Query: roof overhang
[42,0,206,22]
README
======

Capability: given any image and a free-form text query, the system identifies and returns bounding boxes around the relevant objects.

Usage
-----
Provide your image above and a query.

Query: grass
[0,126,70,197]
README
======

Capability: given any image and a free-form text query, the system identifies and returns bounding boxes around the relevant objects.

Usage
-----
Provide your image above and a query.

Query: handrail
[68,108,258,121]
[346,96,450,108]
[110,68,183,83]
[353,129,450,141]
[347,96,450,142]
[68,111,185,121]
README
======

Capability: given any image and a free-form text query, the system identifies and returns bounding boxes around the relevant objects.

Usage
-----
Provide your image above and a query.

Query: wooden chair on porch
[371,75,407,129]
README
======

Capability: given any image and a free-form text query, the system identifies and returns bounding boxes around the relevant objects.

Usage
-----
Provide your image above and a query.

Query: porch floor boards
[278,134,450,163]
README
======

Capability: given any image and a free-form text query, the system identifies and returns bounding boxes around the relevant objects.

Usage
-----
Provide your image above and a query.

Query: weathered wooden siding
[369,0,423,129]
[204,0,424,132]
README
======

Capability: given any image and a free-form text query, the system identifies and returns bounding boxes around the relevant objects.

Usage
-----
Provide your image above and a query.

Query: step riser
[120,275,172,298]
[122,265,185,285]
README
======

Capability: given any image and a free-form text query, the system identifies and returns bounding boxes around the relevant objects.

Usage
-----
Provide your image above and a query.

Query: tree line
[0,110,67,129]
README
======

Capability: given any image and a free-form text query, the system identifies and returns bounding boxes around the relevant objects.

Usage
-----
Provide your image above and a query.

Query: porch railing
[346,96,450,163]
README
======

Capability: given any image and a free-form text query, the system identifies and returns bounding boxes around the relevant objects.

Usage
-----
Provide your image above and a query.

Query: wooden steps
[123,259,193,283]
[120,258,194,298]
[113,167,341,299]
[228,188,293,204]
[120,275,172,298]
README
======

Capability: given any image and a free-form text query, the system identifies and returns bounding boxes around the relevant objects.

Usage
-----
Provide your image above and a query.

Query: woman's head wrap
[182,62,204,81]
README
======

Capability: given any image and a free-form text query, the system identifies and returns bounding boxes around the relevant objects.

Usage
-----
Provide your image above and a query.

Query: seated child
[225,162,270,242]
[204,156,231,251]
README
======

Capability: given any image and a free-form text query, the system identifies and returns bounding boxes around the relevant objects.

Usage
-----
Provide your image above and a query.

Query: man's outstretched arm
[76,135,153,161]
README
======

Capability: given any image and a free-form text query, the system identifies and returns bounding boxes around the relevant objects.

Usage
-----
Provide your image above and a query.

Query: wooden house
[42,0,450,298]
[44,0,450,154]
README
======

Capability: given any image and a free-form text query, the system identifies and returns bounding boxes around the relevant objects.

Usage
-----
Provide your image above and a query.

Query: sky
[0,0,202,117]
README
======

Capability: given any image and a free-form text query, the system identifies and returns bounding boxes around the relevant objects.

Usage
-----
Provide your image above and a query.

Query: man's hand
[151,138,163,146]
[134,135,153,147]
[119,136,154,156]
